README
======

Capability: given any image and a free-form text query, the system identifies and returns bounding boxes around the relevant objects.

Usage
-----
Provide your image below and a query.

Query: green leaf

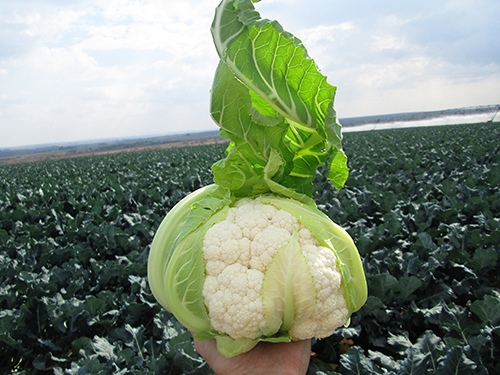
[439,303,480,347]
[210,0,348,198]
[148,184,226,316]
[262,229,316,335]
[396,276,422,302]
[469,247,498,273]
[92,335,118,362]
[340,346,385,375]
[436,346,478,375]
[470,292,500,327]
[165,325,207,372]
[0,310,22,351]
[387,332,412,353]
[176,184,231,243]
[213,1,337,134]
[412,301,445,325]
[414,330,445,372]
[415,232,438,252]
[308,357,339,374]
[356,296,386,322]
[399,347,430,375]
[210,59,293,197]
[368,350,400,373]
[124,324,146,357]
[83,357,107,373]
[326,148,349,190]
[151,186,230,336]
[417,280,455,308]
[368,272,398,304]
[72,336,92,356]
[215,336,259,358]
[32,354,46,370]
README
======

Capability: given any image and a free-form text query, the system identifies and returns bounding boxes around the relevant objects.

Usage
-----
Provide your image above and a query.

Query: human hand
[193,338,311,375]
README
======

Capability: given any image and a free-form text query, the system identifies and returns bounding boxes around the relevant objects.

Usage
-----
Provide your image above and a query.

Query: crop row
[0,122,499,374]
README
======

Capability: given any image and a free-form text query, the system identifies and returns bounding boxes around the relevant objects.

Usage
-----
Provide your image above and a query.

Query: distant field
[2,104,498,165]
[1,122,499,374]
[340,104,499,127]
[0,131,226,165]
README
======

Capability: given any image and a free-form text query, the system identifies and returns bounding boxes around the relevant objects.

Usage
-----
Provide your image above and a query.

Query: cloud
[334,56,500,117]
[300,22,355,42]
[371,35,407,51]
[0,0,499,148]
[28,46,101,78]
[353,57,432,89]
[274,0,500,118]
[0,22,38,61]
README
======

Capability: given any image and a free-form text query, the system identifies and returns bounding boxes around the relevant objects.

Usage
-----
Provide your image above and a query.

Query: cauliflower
[147,185,367,358]
[148,0,368,358]
[202,198,349,341]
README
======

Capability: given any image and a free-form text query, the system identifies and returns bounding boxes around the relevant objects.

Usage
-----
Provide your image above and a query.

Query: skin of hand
[193,338,312,375]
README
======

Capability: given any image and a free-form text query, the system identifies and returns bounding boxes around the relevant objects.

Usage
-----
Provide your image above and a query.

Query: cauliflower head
[202,197,349,341]
[148,185,367,358]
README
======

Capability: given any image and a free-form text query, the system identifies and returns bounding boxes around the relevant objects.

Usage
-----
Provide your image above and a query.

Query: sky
[1,0,499,149]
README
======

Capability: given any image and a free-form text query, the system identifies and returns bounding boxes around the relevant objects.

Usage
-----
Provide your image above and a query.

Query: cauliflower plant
[147,0,368,358]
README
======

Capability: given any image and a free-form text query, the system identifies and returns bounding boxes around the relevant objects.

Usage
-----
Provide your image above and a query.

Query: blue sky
[1,0,499,148]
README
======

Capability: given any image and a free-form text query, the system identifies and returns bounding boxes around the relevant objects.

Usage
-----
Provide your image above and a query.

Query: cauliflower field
[1,122,499,374]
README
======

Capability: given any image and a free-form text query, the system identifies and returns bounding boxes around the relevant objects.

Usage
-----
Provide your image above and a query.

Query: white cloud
[371,35,407,51]
[101,0,216,23]
[0,0,499,148]
[80,84,142,102]
[336,60,500,117]
[353,57,432,89]
[299,22,355,44]
[78,21,212,58]
[5,10,41,26]
[29,46,99,77]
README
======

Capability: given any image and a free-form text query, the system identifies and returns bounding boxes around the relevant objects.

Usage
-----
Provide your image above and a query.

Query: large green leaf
[210,0,348,198]
[470,292,500,327]
[210,59,293,197]
[340,346,385,375]
[436,346,479,375]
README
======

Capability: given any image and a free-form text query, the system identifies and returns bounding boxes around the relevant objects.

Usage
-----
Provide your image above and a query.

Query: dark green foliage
[0,145,225,374]
[1,123,499,374]
[312,122,500,374]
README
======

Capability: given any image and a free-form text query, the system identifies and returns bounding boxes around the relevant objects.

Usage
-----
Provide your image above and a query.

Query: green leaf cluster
[210,0,348,202]
[0,146,225,374]
[310,122,500,374]
[1,122,499,373]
